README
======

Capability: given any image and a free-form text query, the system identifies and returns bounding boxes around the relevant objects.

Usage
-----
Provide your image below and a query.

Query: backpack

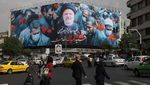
[40,65,49,77]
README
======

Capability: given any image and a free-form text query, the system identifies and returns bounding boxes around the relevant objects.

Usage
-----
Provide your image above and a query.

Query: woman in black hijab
[95,60,110,85]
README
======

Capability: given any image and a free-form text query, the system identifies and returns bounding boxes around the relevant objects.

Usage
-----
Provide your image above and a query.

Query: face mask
[105,30,112,36]
[31,33,40,42]
[82,17,86,22]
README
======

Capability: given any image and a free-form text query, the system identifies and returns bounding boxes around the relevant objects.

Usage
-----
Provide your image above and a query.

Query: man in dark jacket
[71,53,87,85]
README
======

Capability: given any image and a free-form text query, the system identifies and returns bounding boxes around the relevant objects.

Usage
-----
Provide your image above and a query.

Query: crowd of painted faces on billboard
[11,3,121,48]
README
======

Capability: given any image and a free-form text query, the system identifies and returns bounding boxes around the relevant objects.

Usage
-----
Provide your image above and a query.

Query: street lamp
[129,29,142,55]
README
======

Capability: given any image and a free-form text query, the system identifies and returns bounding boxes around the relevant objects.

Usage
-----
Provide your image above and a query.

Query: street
[0,61,150,85]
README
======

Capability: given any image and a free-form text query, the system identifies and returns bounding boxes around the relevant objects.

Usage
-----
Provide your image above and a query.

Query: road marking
[129,80,149,85]
[105,82,112,85]
[114,81,131,85]
[0,84,8,85]
[82,83,112,85]
[82,84,92,85]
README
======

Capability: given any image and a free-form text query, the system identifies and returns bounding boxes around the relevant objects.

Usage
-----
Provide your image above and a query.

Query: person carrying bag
[39,55,53,85]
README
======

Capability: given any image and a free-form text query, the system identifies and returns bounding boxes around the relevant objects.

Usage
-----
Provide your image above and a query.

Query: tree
[1,36,31,58]
[119,33,138,52]
[141,41,150,55]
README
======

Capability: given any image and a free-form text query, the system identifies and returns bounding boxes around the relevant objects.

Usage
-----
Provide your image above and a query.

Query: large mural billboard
[10,2,121,48]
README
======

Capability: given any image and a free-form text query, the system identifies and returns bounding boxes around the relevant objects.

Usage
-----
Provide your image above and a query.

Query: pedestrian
[71,53,87,85]
[87,54,93,68]
[24,73,34,85]
[38,57,45,77]
[39,55,53,85]
[94,60,110,85]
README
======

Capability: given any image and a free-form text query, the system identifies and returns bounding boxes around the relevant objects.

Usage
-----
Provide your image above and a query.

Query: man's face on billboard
[31,28,40,42]
[87,24,95,33]
[105,25,113,36]
[63,9,75,26]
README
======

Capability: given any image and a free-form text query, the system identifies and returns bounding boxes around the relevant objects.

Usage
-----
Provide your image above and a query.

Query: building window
[145,13,150,21]
[145,27,150,35]
[131,4,138,12]
[131,18,137,27]
[138,15,144,25]
[145,0,150,6]
[138,1,143,9]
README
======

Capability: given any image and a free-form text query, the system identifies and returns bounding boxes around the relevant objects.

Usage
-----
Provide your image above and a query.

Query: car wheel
[7,69,12,74]
[124,65,128,70]
[26,67,29,72]
[134,69,140,77]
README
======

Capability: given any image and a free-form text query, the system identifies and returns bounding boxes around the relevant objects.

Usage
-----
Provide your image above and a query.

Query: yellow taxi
[63,58,82,67]
[0,61,29,74]
[63,58,76,67]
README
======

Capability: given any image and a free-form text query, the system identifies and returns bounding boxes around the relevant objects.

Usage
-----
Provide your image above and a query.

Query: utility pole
[129,29,142,55]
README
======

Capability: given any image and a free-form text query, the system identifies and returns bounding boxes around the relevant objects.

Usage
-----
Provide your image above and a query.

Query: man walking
[71,53,87,85]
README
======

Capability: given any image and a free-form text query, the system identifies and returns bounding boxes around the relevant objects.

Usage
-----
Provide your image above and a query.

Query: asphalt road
[0,61,150,85]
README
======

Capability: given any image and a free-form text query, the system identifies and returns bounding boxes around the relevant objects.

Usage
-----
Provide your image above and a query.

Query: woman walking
[40,55,53,85]
[95,61,110,85]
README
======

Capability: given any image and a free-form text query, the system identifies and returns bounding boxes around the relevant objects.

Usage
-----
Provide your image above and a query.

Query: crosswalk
[82,80,150,85]
[1,80,150,85]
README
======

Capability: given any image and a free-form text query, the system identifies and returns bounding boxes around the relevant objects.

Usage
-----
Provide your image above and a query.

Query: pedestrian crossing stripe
[82,80,150,85]
[82,84,92,85]
[114,81,131,85]
[104,83,112,85]
[128,80,149,85]
[82,83,112,85]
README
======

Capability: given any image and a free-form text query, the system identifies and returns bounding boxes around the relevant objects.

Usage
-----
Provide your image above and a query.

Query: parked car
[103,54,125,67]
[124,55,150,70]
[0,61,29,74]
[133,58,150,77]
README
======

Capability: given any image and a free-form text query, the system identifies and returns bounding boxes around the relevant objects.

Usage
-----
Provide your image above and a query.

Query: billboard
[10,2,121,48]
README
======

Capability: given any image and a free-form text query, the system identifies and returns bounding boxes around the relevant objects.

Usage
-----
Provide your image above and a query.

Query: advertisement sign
[11,2,121,48]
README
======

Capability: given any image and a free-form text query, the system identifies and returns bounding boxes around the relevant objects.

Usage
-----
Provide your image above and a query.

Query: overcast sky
[0,0,130,32]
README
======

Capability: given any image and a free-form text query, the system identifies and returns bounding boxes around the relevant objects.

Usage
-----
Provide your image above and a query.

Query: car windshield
[0,61,9,65]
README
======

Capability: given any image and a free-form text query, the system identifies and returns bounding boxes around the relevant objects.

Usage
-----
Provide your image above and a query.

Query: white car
[103,54,125,66]
[124,55,150,70]
[53,57,64,67]
[17,59,28,65]
[33,58,41,65]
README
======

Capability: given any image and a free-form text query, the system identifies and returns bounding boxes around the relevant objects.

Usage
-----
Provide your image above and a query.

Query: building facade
[0,31,8,56]
[127,0,150,46]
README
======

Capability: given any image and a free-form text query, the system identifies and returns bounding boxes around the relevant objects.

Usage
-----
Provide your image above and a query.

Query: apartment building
[127,0,150,45]
[0,31,8,56]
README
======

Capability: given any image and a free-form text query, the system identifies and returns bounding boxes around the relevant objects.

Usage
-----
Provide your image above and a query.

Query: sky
[0,0,130,32]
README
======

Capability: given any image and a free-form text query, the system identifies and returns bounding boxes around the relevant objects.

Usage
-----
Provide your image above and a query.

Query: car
[0,61,29,74]
[63,58,76,67]
[103,54,125,67]
[53,57,64,67]
[32,58,41,65]
[17,59,28,65]
[124,55,150,70]
[133,58,150,77]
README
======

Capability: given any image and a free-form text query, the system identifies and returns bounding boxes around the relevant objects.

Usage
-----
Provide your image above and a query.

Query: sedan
[0,61,29,74]
[63,58,76,67]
